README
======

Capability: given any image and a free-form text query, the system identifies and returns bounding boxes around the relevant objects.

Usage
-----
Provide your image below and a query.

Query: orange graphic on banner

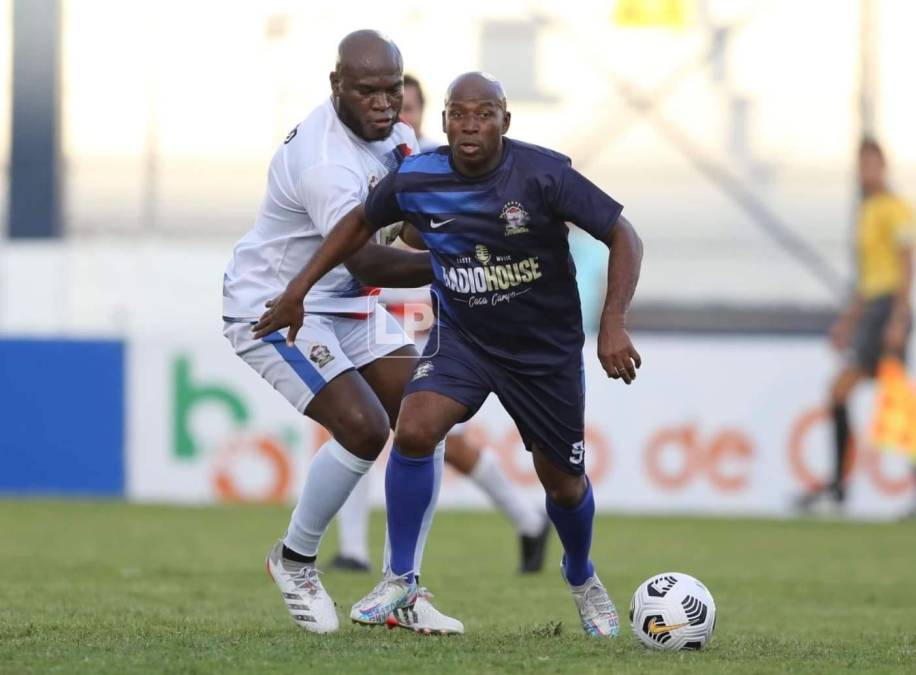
[871,358,916,458]
[213,435,292,503]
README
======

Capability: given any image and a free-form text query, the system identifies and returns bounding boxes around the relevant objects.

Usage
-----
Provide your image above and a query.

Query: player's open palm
[252,288,305,345]
[598,323,641,384]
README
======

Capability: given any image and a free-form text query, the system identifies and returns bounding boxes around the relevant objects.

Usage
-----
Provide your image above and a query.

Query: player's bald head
[335,29,402,76]
[445,72,507,109]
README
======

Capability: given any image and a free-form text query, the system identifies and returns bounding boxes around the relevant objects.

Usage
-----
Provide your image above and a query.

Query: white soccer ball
[629,572,716,651]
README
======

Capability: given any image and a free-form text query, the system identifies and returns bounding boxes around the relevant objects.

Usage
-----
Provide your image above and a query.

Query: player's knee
[830,373,856,405]
[394,418,440,458]
[335,409,390,461]
[542,473,587,509]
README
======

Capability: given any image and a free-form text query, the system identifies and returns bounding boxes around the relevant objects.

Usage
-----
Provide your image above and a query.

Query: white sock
[470,449,544,537]
[382,439,445,576]
[284,439,373,557]
[336,472,371,563]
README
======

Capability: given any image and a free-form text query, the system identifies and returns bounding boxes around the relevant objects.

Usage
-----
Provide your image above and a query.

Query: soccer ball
[629,572,716,650]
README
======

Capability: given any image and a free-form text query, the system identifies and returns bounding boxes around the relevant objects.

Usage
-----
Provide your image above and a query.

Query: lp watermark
[366,288,441,358]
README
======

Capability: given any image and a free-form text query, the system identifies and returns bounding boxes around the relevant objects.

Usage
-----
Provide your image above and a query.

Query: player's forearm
[346,242,434,288]
[600,216,643,326]
[399,223,428,250]
[288,205,377,298]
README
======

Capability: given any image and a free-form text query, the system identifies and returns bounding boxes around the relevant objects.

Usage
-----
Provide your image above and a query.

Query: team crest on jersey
[412,361,434,381]
[308,344,334,368]
[500,201,530,236]
[475,244,491,265]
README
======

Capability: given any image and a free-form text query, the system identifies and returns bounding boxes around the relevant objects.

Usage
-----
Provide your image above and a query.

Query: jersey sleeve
[297,164,365,237]
[549,163,623,240]
[890,199,916,246]
[364,169,406,228]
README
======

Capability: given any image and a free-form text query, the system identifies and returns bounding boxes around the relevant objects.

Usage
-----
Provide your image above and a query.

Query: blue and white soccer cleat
[564,567,620,638]
[350,577,464,634]
[265,540,339,633]
[395,587,464,635]
[349,573,418,626]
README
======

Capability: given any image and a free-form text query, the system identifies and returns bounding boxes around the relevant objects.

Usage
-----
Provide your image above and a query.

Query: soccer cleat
[392,587,465,635]
[329,553,371,573]
[265,540,339,633]
[794,486,845,517]
[519,519,551,573]
[564,568,620,638]
[349,573,418,626]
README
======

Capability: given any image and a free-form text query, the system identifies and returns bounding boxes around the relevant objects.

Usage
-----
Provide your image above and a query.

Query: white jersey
[222,98,419,319]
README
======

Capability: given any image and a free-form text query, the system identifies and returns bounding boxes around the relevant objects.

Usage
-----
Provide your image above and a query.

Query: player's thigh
[495,355,587,477]
[394,325,492,456]
[849,295,902,377]
[395,390,472,457]
[223,318,389,459]
[358,345,420,428]
[337,308,419,426]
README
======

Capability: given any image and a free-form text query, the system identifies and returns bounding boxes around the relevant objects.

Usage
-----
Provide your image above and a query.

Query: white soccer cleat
[349,573,417,626]
[392,587,464,635]
[265,540,339,633]
[566,570,620,638]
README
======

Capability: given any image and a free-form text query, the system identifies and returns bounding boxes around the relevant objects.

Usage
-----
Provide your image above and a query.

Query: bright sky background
[3,0,916,304]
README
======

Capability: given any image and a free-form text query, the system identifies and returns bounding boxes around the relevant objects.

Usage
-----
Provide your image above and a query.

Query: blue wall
[0,339,124,495]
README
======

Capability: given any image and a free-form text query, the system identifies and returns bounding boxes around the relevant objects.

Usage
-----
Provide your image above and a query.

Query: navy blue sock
[385,447,435,582]
[546,478,595,586]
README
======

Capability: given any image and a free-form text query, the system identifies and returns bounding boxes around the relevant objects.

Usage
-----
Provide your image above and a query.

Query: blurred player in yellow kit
[799,138,914,513]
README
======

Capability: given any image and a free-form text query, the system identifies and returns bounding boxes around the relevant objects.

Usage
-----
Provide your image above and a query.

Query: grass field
[1,502,915,674]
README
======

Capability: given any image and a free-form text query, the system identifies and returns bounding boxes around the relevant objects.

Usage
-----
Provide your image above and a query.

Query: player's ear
[329,70,340,98]
[502,109,511,134]
[441,109,447,134]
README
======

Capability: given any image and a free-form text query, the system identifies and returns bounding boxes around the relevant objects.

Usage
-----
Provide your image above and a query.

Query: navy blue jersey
[364,138,623,374]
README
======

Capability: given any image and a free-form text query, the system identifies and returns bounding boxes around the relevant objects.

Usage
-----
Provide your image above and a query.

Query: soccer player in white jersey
[222,30,461,635]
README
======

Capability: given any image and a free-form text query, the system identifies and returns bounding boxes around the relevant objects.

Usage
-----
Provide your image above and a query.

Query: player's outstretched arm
[252,204,380,344]
[345,242,433,288]
[598,215,643,384]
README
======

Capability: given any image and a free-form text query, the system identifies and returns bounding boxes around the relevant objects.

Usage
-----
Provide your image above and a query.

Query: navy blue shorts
[405,322,587,475]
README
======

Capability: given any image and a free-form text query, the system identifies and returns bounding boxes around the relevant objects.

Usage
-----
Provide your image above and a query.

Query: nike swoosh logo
[647,618,689,635]
[430,218,455,229]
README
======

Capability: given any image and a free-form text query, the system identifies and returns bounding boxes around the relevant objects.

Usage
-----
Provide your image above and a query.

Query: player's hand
[598,321,641,384]
[829,315,853,351]
[252,288,305,345]
[882,315,909,354]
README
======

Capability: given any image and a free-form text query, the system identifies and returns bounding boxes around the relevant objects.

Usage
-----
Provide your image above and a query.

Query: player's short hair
[404,74,424,110]
[860,136,885,163]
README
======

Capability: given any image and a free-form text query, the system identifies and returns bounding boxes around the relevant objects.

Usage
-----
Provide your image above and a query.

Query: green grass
[1,502,914,674]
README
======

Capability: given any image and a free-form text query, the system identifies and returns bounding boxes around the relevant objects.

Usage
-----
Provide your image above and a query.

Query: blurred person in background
[797,138,914,514]
[399,74,441,152]
[330,74,550,576]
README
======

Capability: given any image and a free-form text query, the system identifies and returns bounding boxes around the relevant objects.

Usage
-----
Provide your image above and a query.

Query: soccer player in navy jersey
[254,71,643,636]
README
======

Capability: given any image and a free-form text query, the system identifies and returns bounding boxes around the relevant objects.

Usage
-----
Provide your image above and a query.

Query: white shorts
[223,309,412,413]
